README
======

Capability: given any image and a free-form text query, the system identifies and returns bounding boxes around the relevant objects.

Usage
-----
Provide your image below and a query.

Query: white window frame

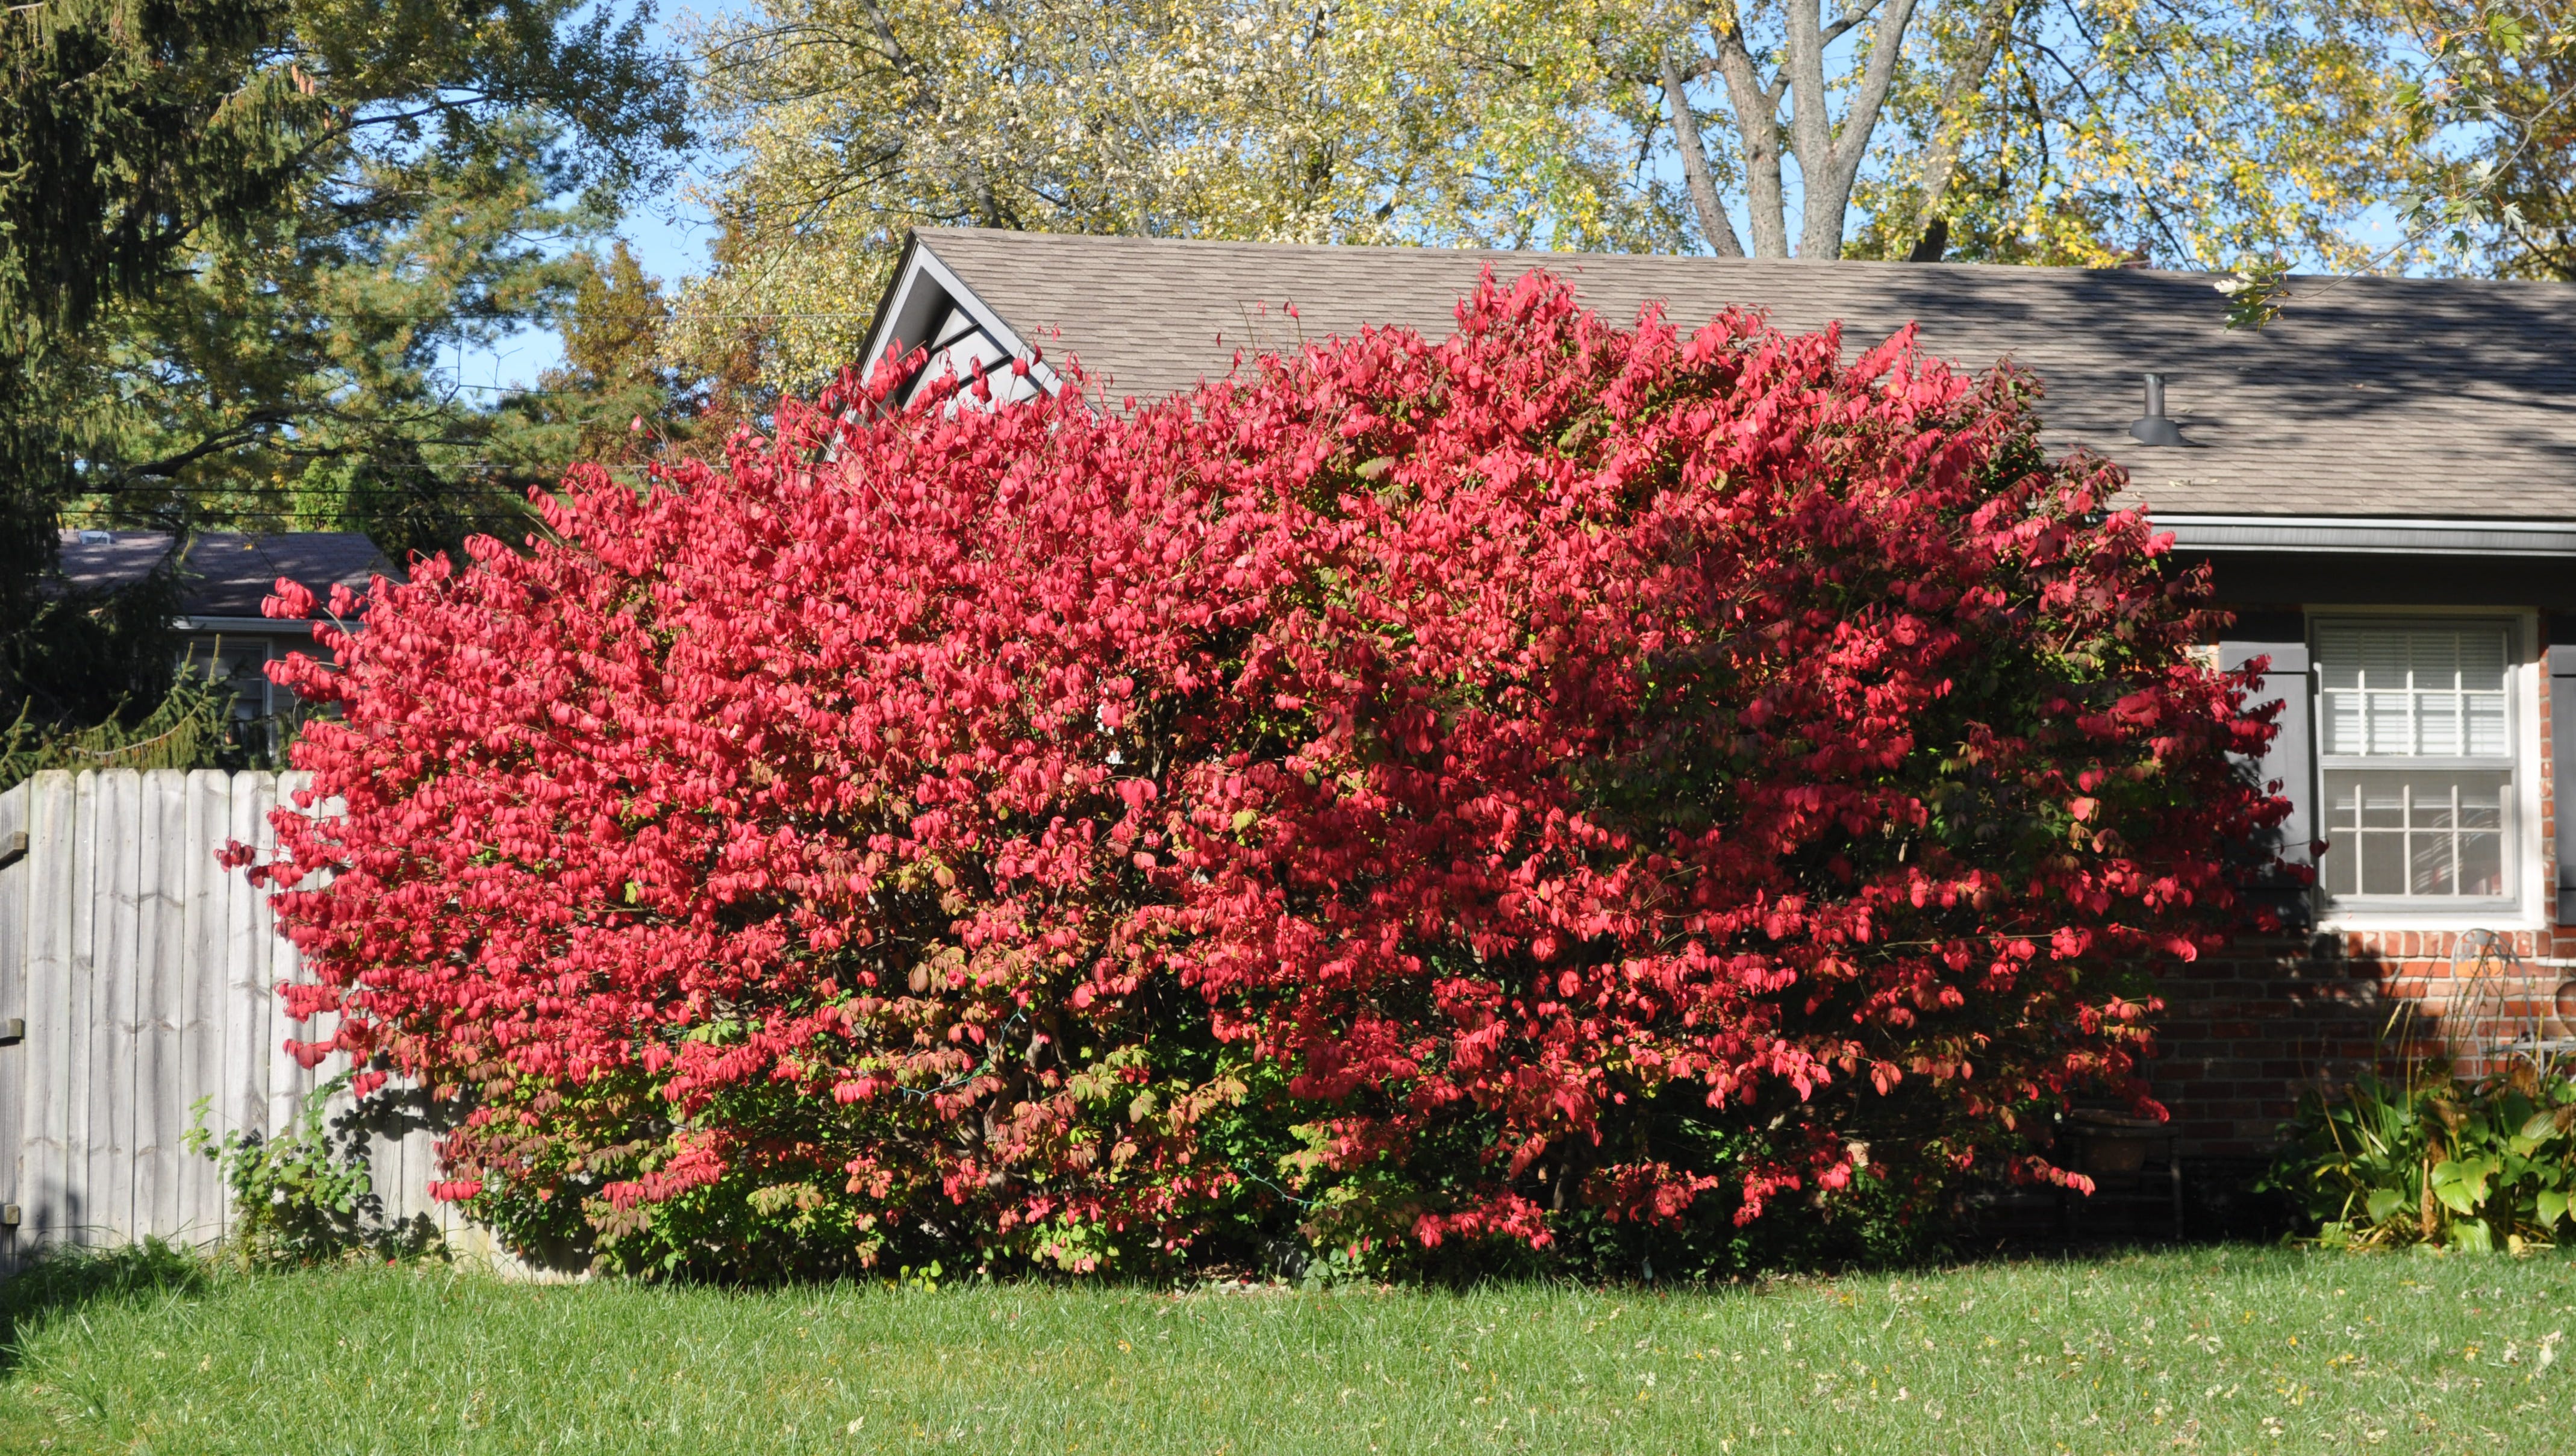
[180,636,275,722]
[2311,608,2546,931]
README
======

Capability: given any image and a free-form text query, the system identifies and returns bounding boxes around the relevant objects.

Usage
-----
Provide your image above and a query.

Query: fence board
[19,773,74,1249]
[0,783,25,1270]
[95,770,143,1243]
[136,771,188,1240]
[237,776,281,1146]
[266,773,307,1140]
[177,772,229,1240]
[67,772,101,1245]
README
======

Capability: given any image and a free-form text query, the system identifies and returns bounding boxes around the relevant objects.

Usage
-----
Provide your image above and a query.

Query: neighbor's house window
[181,637,275,722]
[2316,621,2517,904]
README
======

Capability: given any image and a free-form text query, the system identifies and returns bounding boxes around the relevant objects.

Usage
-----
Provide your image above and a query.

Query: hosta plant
[241,270,2283,1278]
[2271,1057,2576,1253]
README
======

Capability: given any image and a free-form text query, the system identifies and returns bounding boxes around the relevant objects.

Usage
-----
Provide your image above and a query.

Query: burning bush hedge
[248,273,2280,1278]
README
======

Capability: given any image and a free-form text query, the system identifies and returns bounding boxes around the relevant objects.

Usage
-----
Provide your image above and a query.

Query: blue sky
[457,1,743,395]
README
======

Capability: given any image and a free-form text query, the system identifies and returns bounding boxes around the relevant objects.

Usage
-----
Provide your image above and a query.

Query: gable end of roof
[861,233,1061,407]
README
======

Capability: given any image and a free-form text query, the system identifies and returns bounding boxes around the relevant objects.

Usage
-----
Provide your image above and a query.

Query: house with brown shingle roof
[862,228,2576,1211]
[56,530,396,733]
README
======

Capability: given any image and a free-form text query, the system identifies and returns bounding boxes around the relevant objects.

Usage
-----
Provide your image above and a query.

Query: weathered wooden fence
[0,769,484,1267]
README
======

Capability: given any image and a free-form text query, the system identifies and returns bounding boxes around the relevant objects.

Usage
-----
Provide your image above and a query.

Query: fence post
[20,772,76,1253]
[0,781,27,1271]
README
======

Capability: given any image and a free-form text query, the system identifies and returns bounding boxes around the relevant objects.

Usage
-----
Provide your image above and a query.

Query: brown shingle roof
[902,228,2576,522]
[56,530,397,618]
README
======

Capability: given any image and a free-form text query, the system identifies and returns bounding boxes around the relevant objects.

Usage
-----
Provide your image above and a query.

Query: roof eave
[2156,514,2576,557]
[855,230,925,383]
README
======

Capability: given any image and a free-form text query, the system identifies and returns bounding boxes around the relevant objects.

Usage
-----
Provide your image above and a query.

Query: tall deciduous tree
[676,0,2454,393]
[1627,0,2428,266]
[672,0,1679,390]
[2395,0,2576,280]
[1650,0,1950,258]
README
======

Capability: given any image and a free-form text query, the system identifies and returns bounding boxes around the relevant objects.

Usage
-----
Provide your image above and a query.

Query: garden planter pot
[2083,1137,2149,1175]
[2067,1108,2168,1175]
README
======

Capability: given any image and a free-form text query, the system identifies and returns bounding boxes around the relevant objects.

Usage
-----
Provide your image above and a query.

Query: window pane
[2324,840,2357,898]
[2318,629,2363,692]
[2360,632,2408,678]
[2459,632,2507,691]
[2328,695,2362,754]
[2459,781,2503,828]
[2468,696,2508,756]
[2315,623,2513,763]
[2324,780,2359,898]
[181,638,271,721]
[2363,825,2408,894]
[2359,780,2404,827]
[2421,781,2456,829]
[2365,690,2408,753]
[2321,769,2512,901]
[2407,831,2452,894]
[2459,833,2504,895]
[2416,692,2460,755]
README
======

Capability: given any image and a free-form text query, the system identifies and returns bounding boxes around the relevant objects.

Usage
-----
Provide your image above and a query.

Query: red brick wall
[2152,930,2576,1157]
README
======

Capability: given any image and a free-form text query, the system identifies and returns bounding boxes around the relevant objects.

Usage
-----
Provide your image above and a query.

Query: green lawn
[0,1247,2570,1455]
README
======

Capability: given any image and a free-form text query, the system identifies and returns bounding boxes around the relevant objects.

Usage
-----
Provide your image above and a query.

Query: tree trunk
[1792,0,1923,258]
[1782,0,1835,236]
[1709,19,1791,257]
[1905,0,2024,261]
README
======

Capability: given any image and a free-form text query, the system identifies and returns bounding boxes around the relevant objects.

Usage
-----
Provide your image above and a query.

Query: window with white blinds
[2315,622,2519,904]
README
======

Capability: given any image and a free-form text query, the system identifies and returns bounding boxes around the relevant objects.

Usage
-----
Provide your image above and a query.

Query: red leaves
[247,269,2276,1273]
[262,577,315,620]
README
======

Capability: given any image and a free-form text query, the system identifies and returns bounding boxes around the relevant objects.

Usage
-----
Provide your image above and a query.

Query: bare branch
[98,413,293,489]
[1661,52,1745,256]
[1820,0,1890,50]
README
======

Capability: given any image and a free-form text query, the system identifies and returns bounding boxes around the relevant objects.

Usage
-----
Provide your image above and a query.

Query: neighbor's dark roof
[55,531,398,619]
[893,228,2576,521]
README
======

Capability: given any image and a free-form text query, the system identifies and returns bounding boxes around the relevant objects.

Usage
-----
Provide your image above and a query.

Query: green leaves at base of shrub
[185,1075,444,1269]
[2266,1058,2576,1252]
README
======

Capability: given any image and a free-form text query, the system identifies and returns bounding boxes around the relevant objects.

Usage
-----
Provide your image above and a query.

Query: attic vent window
[2128,373,2185,448]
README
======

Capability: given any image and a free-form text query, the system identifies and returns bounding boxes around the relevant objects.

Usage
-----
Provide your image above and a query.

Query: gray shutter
[2220,639,2315,925]
[2553,644,2576,920]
